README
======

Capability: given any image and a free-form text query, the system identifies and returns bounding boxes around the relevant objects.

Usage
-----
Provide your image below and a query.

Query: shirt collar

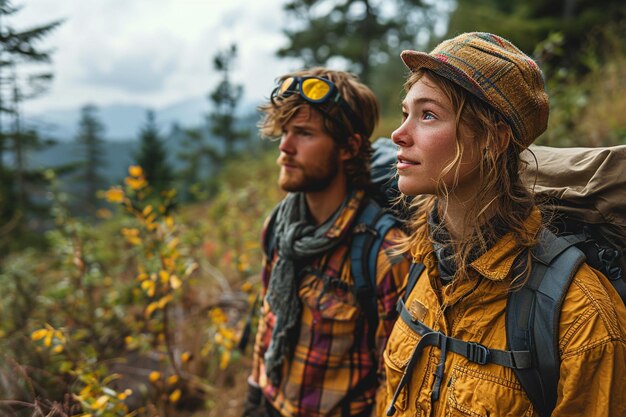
[324,190,365,239]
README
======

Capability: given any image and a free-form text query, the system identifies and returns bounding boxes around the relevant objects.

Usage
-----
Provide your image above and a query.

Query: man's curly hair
[258,67,379,190]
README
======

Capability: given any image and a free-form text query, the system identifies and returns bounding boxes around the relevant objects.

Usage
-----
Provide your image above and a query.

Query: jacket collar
[469,207,541,281]
[411,206,542,282]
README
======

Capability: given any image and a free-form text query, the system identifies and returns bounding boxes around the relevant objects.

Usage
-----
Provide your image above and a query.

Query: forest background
[1,0,625,416]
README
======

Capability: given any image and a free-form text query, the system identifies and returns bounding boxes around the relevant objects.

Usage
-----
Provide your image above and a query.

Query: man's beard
[278,153,340,193]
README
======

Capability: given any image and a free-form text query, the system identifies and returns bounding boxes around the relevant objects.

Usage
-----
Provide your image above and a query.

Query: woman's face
[391,73,482,198]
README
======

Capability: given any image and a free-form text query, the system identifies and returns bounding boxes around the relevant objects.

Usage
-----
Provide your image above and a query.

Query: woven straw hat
[401,32,549,147]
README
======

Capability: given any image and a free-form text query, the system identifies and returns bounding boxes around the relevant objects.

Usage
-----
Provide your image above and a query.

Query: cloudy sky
[12,0,297,115]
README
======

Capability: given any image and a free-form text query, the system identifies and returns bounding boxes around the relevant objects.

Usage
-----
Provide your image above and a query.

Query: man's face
[276,106,341,193]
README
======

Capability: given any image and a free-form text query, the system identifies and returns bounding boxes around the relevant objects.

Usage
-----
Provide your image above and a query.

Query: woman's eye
[401,111,408,122]
[423,111,436,120]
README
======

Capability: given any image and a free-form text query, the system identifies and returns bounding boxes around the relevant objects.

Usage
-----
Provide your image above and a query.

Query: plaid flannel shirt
[251,191,409,417]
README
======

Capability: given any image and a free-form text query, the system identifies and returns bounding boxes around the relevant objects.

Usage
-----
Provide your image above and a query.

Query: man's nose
[278,131,296,154]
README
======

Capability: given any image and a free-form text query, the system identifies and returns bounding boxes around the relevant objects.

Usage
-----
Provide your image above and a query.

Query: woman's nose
[391,122,410,147]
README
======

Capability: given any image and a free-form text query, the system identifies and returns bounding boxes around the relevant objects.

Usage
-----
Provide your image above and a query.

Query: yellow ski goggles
[271,76,365,135]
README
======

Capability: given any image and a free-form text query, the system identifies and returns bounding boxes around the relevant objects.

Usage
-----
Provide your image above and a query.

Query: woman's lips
[397,155,420,169]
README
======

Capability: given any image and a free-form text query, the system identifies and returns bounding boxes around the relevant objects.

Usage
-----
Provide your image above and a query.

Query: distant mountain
[28,140,139,184]
[27,96,258,142]
[24,110,264,185]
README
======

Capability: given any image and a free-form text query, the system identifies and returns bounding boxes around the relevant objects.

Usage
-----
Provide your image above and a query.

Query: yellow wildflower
[128,165,143,177]
[209,308,227,324]
[158,295,173,309]
[169,389,182,403]
[44,331,53,347]
[145,301,159,318]
[142,205,153,216]
[169,275,182,290]
[141,280,156,297]
[162,257,175,271]
[220,350,231,369]
[149,371,161,383]
[117,389,133,400]
[93,395,110,410]
[79,385,92,397]
[121,228,142,245]
[31,328,48,341]
[124,176,147,190]
[218,326,236,341]
[104,187,125,203]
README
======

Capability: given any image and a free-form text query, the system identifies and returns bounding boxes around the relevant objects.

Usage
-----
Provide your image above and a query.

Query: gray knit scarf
[264,191,353,385]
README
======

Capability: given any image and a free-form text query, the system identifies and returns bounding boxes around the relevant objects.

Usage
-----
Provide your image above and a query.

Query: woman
[381,32,626,417]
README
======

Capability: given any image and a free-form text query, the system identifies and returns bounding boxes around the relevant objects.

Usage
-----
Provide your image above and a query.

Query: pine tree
[135,110,173,192]
[75,104,106,214]
[0,0,61,169]
[207,44,249,157]
[178,44,249,200]
[0,0,61,242]
[277,0,438,84]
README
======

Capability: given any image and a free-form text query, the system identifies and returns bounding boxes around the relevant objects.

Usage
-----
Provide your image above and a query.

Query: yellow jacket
[380,209,626,417]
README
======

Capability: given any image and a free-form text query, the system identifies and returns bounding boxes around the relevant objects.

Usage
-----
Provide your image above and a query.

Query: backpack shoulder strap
[337,199,399,408]
[506,229,586,417]
[350,199,398,346]
[350,199,397,298]
[403,263,426,302]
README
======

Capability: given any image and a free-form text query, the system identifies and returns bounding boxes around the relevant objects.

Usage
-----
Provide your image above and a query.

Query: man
[244,68,410,417]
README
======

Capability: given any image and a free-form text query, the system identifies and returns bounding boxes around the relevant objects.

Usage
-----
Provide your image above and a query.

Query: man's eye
[401,111,408,122]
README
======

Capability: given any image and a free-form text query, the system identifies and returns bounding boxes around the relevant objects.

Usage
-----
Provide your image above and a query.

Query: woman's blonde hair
[398,69,539,286]
[258,68,379,189]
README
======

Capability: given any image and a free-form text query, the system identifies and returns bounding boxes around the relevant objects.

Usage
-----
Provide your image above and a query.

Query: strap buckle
[466,342,490,365]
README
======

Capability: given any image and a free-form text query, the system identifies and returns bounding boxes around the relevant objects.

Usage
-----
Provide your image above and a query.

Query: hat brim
[400,50,489,105]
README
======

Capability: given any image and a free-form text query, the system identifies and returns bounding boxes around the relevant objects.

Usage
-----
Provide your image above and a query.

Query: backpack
[372,138,626,417]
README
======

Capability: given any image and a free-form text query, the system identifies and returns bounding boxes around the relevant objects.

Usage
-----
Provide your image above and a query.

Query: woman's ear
[340,134,362,161]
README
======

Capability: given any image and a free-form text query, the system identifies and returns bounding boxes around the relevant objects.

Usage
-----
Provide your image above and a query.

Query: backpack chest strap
[396,298,532,369]
[387,299,533,416]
